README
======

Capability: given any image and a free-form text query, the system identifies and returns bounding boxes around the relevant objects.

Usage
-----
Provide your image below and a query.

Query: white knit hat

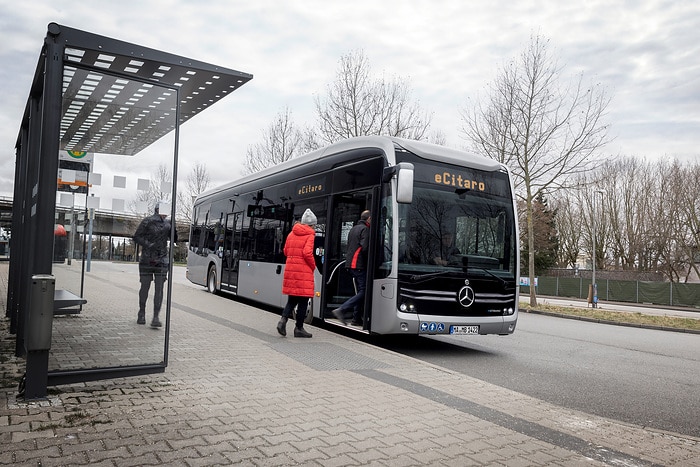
[301,208,317,225]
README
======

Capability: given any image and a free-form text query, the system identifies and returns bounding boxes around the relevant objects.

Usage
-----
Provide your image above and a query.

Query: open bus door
[322,192,372,326]
[221,211,243,293]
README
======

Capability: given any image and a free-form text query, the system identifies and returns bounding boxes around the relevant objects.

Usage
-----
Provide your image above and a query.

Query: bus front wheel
[206,266,217,294]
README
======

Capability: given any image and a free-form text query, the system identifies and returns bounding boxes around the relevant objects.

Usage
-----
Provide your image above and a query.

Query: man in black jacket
[333,210,371,326]
[134,201,177,328]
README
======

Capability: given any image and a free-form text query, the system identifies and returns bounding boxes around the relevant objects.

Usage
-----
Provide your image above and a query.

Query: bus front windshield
[397,186,516,278]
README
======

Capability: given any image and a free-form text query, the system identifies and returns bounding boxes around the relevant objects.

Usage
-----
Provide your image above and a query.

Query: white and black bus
[186,136,519,335]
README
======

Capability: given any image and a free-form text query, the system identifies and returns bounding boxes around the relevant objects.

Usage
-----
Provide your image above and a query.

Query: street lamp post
[591,189,605,308]
[591,204,597,308]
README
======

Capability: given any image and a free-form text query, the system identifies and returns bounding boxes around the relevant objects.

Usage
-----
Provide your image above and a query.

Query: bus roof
[391,137,504,172]
[197,136,505,202]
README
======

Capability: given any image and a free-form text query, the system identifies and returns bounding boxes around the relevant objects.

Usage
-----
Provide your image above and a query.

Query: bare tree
[552,191,582,269]
[315,50,432,143]
[595,157,675,277]
[577,179,611,278]
[243,107,311,174]
[244,51,435,174]
[177,161,211,222]
[680,163,700,281]
[131,163,173,215]
[461,34,611,306]
[554,157,700,283]
[428,130,447,146]
[187,162,211,197]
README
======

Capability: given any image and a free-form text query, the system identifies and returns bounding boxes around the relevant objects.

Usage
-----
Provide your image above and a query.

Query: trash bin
[26,274,55,352]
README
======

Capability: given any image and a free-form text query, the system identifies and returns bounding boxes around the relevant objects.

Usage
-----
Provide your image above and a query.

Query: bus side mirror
[395,163,414,204]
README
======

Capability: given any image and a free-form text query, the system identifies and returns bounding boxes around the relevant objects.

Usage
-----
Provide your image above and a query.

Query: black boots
[140,309,160,328]
[277,317,288,336]
[294,327,312,338]
[278,317,311,338]
[150,312,162,328]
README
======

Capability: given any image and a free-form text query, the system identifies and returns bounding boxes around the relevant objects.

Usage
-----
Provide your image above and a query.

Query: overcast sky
[1,0,698,201]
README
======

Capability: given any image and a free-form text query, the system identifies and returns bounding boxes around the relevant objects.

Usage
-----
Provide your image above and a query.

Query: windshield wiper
[472,267,509,287]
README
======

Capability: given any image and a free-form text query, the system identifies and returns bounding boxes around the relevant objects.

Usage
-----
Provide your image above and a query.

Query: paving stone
[1,262,698,466]
[11,428,56,442]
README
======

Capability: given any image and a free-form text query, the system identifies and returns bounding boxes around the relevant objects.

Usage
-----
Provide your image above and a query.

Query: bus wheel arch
[206,264,218,294]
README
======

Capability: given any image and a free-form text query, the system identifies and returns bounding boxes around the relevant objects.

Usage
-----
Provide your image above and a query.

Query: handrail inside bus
[326,260,346,285]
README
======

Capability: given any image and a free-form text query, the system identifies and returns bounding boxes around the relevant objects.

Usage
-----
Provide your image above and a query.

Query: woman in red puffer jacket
[277,208,317,338]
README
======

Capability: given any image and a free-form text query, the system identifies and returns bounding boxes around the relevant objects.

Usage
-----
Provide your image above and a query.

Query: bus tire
[206,265,217,294]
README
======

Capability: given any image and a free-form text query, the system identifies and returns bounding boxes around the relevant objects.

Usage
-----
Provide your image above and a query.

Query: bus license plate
[450,325,479,335]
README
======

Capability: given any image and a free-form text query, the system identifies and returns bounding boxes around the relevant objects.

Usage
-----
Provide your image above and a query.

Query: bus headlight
[503,307,514,315]
[399,302,416,313]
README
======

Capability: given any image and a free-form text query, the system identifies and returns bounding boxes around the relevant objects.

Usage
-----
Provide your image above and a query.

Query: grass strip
[520,302,700,331]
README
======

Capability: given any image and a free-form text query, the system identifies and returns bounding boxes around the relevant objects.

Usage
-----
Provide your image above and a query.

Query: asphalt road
[378,312,700,438]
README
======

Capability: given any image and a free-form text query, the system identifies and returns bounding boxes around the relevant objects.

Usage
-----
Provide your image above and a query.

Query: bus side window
[195,203,211,255]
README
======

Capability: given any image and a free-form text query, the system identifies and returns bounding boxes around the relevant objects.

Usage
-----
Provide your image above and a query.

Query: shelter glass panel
[49,68,178,373]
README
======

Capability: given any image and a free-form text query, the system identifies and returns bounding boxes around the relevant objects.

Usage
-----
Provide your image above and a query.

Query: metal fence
[520,277,700,309]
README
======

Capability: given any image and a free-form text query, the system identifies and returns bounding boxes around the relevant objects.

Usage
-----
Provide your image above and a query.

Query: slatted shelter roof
[37,23,253,155]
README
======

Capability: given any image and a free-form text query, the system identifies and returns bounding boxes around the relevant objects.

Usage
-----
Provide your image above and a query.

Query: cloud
[1,0,698,200]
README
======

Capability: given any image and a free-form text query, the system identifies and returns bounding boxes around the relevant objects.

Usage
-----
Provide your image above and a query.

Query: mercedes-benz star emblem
[458,286,475,308]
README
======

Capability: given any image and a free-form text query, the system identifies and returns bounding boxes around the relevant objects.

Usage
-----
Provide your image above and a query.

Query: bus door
[322,192,372,323]
[221,211,243,293]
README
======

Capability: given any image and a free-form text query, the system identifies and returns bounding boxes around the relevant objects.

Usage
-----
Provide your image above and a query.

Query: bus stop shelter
[7,23,252,400]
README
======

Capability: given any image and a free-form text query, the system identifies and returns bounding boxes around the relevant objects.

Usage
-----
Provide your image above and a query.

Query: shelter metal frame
[7,23,252,399]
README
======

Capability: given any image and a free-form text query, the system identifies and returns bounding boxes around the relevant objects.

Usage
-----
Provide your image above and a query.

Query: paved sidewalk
[1,261,699,466]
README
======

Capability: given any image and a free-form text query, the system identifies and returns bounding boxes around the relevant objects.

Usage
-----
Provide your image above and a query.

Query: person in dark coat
[333,210,370,326]
[277,208,317,338]
[134,201,177,328]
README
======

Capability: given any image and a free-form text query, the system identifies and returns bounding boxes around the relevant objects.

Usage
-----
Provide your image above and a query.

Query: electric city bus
[186,136,519,335]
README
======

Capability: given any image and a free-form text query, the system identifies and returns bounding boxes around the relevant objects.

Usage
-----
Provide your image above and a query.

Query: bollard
[26,274,55,351]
